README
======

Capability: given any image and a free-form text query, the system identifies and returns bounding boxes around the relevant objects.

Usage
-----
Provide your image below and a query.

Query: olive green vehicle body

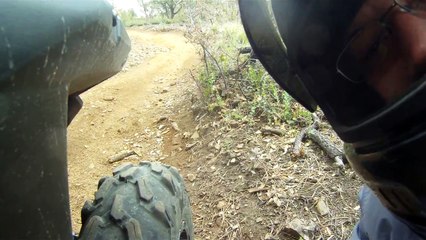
[0,1,131,239]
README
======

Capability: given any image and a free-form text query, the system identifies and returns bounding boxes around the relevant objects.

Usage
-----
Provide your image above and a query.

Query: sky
[108,0,143,16]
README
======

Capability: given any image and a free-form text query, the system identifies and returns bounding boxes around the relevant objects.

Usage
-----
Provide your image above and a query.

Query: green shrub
[117,9,187,27]
[193,22,312,126]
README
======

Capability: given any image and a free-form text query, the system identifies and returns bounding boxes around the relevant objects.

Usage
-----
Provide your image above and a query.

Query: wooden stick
[261,127,285,136]
[307,129,346,167]
[108,150,137,163]
[293,114,319,156]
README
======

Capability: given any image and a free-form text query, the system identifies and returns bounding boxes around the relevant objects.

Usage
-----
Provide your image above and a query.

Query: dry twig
[108,150,137,163]
[261,127,285,136]
[307,129,345,167]
[293,114,319,156]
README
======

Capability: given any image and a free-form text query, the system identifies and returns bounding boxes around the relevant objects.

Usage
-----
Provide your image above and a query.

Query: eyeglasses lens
[337,22,390,83]
[395,0,426,17]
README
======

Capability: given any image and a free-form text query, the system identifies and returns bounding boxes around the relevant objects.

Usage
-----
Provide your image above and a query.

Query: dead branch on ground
[293,114,319,156]
[261,127,285,136]
[307,129,345,167]
[293,114,346,167]
[108,150,137,163]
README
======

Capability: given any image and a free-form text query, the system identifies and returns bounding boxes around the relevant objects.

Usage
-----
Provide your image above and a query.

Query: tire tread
[78,161,193,240]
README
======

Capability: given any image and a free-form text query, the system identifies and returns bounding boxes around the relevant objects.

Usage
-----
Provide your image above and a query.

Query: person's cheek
[391,13,426,71]
[368,54,414,101]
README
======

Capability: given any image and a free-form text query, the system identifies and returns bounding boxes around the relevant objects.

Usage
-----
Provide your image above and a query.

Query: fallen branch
[238,46,258,60]
[292,114,346,166]
[185,142,198,151]
[108,150,137,163]
[261,127,285,136]
[307,129,345,167]
[293,114,319,156]
[238,46,252,54]
[247,183,270,193]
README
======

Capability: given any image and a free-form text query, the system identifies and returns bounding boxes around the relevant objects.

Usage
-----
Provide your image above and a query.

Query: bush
[117,9,187,27]
[118,0,313,125]
[188,21,312,126]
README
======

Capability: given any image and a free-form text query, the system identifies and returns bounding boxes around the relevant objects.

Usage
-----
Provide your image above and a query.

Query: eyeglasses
[336,0,426,83]
[396,0,426,17]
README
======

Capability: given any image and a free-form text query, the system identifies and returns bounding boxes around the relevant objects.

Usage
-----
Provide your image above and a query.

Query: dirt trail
[67,28,361,240]
[67,29,201,232]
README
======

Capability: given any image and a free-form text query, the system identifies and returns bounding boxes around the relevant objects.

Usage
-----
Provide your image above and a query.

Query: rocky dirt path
[67,28,361,240]
[67,29,201,233]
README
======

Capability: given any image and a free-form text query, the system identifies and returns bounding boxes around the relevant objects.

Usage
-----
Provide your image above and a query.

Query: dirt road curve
[67,29,200,232]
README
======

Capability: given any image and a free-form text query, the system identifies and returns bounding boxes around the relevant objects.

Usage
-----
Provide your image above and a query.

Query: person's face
[347,0,426,102]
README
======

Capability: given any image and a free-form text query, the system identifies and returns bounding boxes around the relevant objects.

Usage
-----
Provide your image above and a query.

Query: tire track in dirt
[67,29,200,232]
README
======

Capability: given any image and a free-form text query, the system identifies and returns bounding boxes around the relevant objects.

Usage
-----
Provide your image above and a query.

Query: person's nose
[391,12,426,70]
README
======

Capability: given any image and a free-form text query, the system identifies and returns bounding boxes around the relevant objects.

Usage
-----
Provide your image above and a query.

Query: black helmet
[239,0,426,224]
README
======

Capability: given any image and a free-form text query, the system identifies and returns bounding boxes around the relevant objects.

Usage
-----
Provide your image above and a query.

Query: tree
[153,0,184,19]
[137,0,153,18]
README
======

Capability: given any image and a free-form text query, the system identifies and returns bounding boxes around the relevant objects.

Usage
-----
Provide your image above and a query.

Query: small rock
[229,120,239,128]
[304,220,317,232]
[315,197,330,216]
[272,196,282,207]
[161,89,168,93]
[256,217,263,223]
[191,131,200,140]
[89,163,95,169]
[279,228,304,240]
[103,97,115,101]
[230,158,238,165]
[157,116,168,123]
[288,219,304,234]
[216,201,226,209]
[185,142,197,150]
[187,173,197,182]
[158,125,166,130]
[183,132,191,138]
[237,143,244,149]
[171,122,180,131]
